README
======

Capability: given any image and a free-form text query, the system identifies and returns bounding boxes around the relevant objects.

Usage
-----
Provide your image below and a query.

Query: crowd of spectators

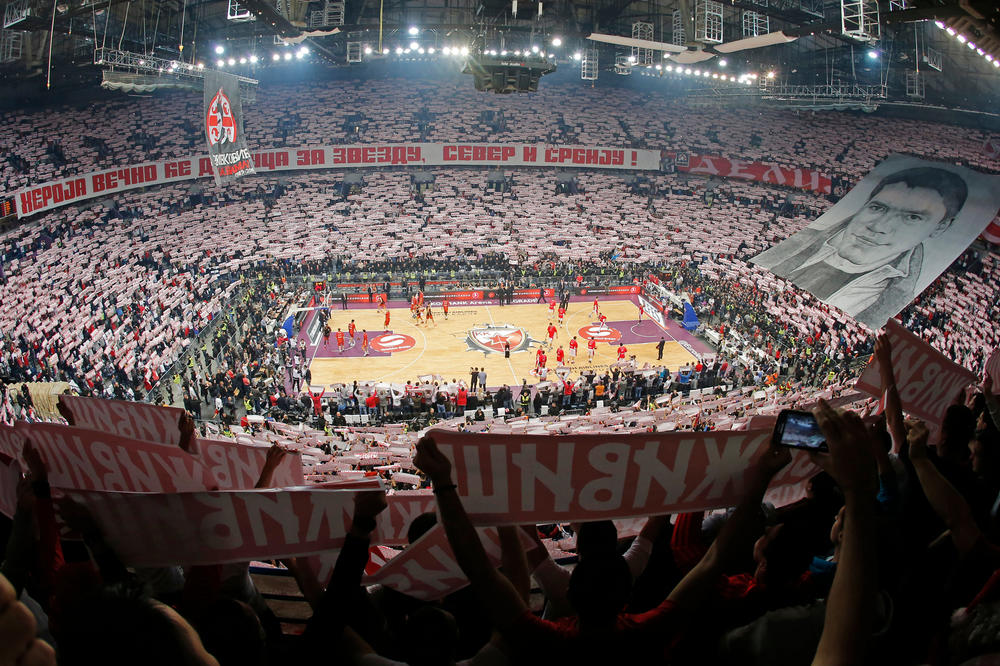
[3,169,995,417]
[2,76,1000,665]
[3,331,1000,665]
[3,77,999,193]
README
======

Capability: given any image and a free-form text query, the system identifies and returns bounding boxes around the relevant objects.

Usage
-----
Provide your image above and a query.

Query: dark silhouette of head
[402,606,459,666]
[567,554,633,623]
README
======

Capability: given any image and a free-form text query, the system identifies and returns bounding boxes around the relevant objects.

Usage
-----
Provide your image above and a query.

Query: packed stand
[3,330,1000,665]
[3,78,999,193]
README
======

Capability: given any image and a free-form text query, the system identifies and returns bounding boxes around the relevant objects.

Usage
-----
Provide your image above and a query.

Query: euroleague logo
[370,333,416,353]
[466,323,537,354]
[206,87,237,146]
[578,325,622,343]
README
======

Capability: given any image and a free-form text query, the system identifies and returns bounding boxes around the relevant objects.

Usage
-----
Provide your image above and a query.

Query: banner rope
[45,0,57,90]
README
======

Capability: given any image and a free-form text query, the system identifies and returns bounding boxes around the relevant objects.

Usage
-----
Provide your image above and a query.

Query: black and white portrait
[752,155,1000,329]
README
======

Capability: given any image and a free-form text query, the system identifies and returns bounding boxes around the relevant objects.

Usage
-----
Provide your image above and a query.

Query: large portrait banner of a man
[751,155,1000,330]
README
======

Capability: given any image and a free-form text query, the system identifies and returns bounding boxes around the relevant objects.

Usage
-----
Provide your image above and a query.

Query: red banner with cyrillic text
[13,144,833,218]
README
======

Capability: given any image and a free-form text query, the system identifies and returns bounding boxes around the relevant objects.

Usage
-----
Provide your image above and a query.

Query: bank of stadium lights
[551,36,562,47]
[647,61,752,85]
[933,20,1000,69]
[214,45,224,55]
[408,26,419,36]
[572,52,581,61]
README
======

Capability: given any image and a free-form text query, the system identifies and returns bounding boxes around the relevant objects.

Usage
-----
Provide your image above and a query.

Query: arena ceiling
[0,0,998,117]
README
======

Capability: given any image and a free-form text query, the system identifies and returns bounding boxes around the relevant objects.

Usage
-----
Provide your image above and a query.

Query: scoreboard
[0,196,14,219]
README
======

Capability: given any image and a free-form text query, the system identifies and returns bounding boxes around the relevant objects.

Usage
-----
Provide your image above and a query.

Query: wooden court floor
[308,299,697,388]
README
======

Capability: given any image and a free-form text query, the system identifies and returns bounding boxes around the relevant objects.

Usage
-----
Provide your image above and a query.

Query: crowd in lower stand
[3,328,1000,665]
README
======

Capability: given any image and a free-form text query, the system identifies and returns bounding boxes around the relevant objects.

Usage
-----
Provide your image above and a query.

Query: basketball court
[303,297,709,388]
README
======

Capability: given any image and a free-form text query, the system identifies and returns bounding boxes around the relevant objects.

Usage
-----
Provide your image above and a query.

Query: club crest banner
[203,71,255,186]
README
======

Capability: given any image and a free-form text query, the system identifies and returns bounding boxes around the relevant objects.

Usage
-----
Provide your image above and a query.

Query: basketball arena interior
[1,0,1000,663]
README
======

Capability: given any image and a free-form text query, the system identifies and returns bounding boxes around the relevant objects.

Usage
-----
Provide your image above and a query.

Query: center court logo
[465,324,538,354]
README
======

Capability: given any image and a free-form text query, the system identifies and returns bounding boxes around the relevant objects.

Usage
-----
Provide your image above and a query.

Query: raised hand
[874,333,894,384]
[414,435,453,486]
[757,434,792,479]
[21,441,46,483]
[905,419,930,461]
[15,477,35,513]
[178,412,196,452]
[353,489,388,519]
[809,400,878,499]
[56,400,75,425]
[263,444,289,472]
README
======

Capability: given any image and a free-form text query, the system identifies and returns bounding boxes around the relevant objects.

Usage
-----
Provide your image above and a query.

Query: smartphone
[773,410,828,452]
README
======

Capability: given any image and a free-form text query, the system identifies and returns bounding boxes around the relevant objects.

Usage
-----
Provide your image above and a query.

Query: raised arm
[983,373,1000,432]
[498,526,531,603]
[811,402,880,666]
[414,436,528,630]
[304,489,388,660]
[254,444,288,489]
[874,334,906,455]
[667,438,791,610]
[906,420,982,554]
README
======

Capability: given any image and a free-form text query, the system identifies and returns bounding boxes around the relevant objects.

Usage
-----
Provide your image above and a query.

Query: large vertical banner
[203,71,255,186]
[752,155,1000,330]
